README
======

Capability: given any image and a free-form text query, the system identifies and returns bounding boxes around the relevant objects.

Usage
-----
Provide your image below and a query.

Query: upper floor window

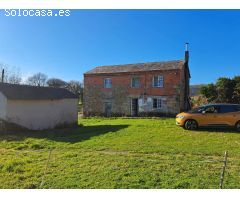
[131,77,140,88]
[104,78,112,88]
[152,75,164,87]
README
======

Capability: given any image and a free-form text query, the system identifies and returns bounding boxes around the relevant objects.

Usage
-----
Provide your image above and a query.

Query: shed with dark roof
[0,83,78,100]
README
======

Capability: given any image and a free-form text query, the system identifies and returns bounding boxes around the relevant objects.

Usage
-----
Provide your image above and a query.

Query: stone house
[83,45,191,117]
[0,83,78,130]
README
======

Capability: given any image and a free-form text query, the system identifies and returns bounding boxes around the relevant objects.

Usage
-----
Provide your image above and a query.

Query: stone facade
[84,63,190,117]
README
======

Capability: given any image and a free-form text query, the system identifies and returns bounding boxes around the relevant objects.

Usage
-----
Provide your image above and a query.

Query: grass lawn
[0,117,240,189]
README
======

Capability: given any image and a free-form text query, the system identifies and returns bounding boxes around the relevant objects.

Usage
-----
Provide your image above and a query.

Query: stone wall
[112,85,130,116]
[84,84,130,116]
[165,95,181,114]
[83,85,104,116]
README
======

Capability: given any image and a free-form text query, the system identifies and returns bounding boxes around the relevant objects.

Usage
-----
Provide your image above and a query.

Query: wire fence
[0,148,239,189]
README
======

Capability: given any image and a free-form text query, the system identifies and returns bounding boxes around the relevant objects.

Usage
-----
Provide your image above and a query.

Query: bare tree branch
[0,62,22,84]
[27,73,48,86]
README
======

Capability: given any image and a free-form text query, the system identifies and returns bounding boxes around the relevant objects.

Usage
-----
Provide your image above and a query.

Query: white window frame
[104,78,112,88]
[153,98,162,109]
[152,75,164,88]
[131,76,140,88]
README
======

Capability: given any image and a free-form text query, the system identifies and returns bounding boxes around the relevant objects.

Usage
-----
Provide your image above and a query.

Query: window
[204,106,219,113]
[219,105,239,113]
[189,106,205,113]
[153,98,162,109]
[236,105,240,111]
[131,77,140,88]
[104,78,112,88]
[153,75,164,87]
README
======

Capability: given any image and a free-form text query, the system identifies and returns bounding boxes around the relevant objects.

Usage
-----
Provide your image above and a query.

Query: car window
[219,105,238,113]
[235,105,240,111]
[189,106,205,113]
[204,106,219,113]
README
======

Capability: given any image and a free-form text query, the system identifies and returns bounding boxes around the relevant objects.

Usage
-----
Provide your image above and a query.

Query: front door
[200,105,220,126]
[104,102,112,117]
[131,98,138,117]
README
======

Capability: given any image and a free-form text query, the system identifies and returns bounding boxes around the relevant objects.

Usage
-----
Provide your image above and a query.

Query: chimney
[185,42,189,63]
[1,69,4,83]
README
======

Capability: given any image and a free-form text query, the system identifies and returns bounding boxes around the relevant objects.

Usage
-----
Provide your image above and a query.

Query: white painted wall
[0,92,7,120]
[138,96,167,113]
[6,98,78,130]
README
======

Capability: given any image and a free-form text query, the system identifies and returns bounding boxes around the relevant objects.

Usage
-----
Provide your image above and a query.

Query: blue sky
[0,9,240,84]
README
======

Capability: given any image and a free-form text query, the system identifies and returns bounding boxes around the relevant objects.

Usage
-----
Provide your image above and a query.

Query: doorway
[104,102,112,117]
[131,98,138,117]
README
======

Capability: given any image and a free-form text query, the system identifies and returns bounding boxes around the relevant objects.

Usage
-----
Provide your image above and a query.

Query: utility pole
[1,69,4,83]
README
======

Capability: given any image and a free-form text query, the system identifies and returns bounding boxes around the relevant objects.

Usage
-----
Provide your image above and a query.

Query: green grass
[0,117,240,188]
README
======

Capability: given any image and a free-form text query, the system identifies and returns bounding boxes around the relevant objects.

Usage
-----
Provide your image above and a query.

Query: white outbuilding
[0,83,78,130]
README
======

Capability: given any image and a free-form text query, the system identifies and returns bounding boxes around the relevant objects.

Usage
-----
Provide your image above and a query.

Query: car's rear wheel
[236,121,240,132]
[184,119,198,130]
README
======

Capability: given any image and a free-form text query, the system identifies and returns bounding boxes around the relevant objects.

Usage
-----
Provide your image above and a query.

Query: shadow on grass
[0,124,129,143]
[196,127,240,134]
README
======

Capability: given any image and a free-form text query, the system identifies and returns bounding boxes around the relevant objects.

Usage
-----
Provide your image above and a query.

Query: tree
[233,76,240,103]
[200,83,218,103]
[8,73,22,84]
[27,73,47,86]
[190,95,208,107]
[47,78,67,88]
[66,80,83,102]
[215,77,235,103]
[0,62,22,84]
[200,76,240,104]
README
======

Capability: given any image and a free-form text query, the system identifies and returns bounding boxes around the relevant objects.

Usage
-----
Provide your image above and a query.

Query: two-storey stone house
[83,45,191,117]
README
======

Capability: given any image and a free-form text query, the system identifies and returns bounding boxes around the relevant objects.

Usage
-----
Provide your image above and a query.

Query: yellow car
[176,104,240,131]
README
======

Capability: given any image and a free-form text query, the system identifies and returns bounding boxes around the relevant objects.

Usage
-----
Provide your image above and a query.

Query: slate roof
[0,83,78,100]
[85,60,184,75]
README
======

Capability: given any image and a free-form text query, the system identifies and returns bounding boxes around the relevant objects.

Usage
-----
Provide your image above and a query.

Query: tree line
[200,76,240,104]
[0,62,83,102]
